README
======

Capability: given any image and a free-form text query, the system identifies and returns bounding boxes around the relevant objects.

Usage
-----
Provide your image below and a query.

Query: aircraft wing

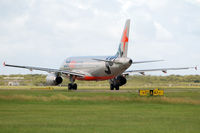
[3,62,85,77]
[124,66,197,75]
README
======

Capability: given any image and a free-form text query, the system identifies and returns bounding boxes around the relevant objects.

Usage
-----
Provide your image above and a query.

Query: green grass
[0,88,200,133]
[1,85,200,90]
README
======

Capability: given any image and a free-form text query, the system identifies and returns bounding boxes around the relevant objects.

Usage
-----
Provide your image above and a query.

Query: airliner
[4,19,197,90]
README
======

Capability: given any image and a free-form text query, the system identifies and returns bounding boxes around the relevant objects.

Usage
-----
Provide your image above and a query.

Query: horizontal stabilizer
[132,60,164,64]
[92,59,123,64]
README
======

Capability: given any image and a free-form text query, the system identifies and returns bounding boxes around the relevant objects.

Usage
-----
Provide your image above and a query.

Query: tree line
[0,74,200,86]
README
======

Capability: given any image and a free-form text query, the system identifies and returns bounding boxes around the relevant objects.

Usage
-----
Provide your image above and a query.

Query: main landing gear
[109,78,120,90]
[68,83,77,90]
[109,76,127,90]
[68,75,78,90]
[110,84,120,90]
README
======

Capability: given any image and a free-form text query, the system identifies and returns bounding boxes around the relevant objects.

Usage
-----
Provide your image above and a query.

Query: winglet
[162,70,167,73]
[195,66,198,70]
[3,62,6,67]
[139,72,145,75]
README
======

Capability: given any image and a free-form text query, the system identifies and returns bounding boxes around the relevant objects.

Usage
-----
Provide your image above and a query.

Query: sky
[0,0,200,75]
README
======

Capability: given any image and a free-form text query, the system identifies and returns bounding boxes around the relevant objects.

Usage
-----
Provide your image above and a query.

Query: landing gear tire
[68,83,72,90]
[110,84,114,90]
[68,83,77,90]
[110,84,120,90]
[73,83,77,90]
[115,85,119,90]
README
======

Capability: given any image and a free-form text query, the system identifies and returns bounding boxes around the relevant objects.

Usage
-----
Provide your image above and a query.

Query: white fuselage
[60,56,132,80]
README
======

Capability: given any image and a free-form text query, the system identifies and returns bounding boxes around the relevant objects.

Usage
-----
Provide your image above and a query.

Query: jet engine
[116,75,127,86]
[46,73,63,85]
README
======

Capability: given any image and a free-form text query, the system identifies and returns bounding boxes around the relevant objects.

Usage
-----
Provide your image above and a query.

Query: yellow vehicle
[139,89,150,96]
[139,89,164,96]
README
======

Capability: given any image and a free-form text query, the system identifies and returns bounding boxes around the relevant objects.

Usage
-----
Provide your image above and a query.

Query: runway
[0,87,200,93]
[75,89,137,93]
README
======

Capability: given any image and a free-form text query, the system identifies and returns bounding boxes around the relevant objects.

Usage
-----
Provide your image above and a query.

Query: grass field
[0,87,200,133]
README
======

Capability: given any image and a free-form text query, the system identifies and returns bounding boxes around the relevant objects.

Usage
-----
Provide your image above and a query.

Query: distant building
[3,77,24,86]
[8,81,20,86]
[3,77,24,80]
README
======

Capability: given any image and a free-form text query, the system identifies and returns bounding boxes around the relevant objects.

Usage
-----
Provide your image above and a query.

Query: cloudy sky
[0,0,200,75]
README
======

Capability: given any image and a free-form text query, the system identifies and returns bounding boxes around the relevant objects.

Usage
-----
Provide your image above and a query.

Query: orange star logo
[121,27,128,52]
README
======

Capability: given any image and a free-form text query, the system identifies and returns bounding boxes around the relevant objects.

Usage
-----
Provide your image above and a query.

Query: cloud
[146,0,169,11]
[118,0,133,18]
[0,0,199,75]
[185,0,200,5]
[154,21,173,41]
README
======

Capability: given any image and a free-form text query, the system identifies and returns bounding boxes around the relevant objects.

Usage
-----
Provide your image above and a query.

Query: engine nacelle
[116,75,127,86]
[46,73,63,85]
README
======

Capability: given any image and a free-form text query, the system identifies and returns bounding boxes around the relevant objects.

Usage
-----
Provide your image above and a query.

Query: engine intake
[46,73,63,85]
